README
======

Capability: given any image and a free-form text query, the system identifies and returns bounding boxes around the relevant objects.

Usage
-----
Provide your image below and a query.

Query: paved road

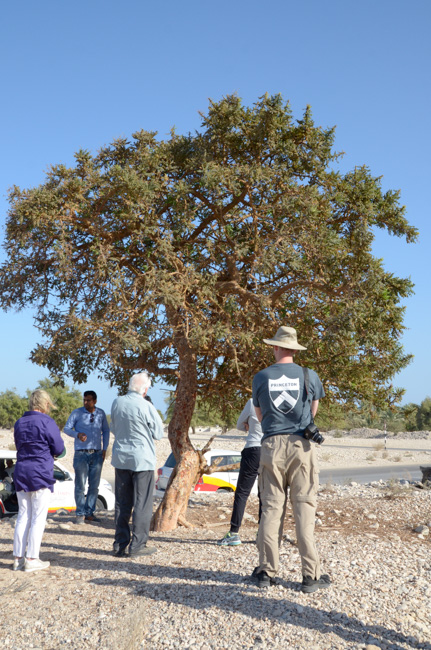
[320,464,423,485]
[324,443,430,453]
[117,463,427,495]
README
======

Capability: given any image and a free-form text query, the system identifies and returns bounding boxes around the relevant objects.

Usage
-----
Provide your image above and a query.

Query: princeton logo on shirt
[268,376,300,414]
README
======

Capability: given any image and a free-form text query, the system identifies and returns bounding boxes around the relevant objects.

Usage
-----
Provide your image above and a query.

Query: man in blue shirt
[64,391,110,524]
[111,372,164,558]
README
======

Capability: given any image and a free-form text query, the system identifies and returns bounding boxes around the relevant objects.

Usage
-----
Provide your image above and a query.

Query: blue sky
[0,0,430,416]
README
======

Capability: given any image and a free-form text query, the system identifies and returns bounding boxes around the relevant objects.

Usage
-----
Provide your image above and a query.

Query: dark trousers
[230,446,261,533]
[114,468,154,553]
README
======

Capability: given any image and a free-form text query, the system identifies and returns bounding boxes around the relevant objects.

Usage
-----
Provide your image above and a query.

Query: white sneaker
[24,558,50,573]
[13,557,25,571]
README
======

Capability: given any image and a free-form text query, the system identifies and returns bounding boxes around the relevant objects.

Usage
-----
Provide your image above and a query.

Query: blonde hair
[29,389,56,414]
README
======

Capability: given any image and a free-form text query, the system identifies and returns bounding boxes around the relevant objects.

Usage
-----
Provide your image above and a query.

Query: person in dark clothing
[218,399,263,546]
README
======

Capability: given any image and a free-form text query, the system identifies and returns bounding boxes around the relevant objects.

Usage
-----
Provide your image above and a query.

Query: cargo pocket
[290,442,318,506]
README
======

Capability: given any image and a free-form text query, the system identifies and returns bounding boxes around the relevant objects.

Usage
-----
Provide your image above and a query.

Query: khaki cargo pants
[257,433,321,579]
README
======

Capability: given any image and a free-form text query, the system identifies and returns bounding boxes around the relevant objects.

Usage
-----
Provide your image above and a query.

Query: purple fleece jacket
[13,411,65,492]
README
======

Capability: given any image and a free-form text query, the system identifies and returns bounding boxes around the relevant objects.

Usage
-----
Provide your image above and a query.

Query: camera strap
[302,367,314,425]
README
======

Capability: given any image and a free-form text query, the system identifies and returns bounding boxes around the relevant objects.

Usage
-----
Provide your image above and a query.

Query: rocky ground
[0,428,430,649]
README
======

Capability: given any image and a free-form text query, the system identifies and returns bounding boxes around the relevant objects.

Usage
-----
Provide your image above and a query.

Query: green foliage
[0,390,27,429]
[0,379,82,430]
[315,401,350,430]
[0,94,418,422]
[416,397,431,430]
[317,399,427,433]
[402,403,419,431]
[164,391,239,432]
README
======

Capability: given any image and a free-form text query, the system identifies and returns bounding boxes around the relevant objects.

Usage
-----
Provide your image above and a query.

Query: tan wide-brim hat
[263,326,307,351]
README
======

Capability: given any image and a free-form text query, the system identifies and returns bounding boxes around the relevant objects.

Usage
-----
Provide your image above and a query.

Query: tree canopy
[0,94,417,412]
[0,94,418,529]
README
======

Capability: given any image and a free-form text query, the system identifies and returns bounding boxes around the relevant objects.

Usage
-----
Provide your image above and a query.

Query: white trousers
[13,488,51,558]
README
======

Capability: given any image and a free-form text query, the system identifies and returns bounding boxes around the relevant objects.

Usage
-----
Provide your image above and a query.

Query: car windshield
[211,455,241,467]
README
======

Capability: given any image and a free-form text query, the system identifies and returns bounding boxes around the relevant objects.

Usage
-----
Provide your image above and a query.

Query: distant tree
[0,94,417,530]
[402,403,419,431]
[0,390,28,429]
[0,379,82,430]
[416,397,431,430]
[314,401,350,431]
[342,401,409,433]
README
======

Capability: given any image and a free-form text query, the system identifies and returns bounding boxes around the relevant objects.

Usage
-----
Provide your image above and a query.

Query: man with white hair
[111,372,164,558]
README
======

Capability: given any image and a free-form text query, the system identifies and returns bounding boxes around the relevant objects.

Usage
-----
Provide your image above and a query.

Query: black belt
[76,449,100,453]
[262,432,304,442]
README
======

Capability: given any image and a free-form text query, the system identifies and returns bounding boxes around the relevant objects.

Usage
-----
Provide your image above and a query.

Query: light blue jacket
[111,391,164,471]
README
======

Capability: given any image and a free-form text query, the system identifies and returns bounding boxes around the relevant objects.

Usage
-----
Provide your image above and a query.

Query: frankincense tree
[0,94,417,529]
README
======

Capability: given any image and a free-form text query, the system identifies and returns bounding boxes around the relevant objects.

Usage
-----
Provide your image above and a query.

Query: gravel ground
[0,482,430,649]
[1,428,430,649]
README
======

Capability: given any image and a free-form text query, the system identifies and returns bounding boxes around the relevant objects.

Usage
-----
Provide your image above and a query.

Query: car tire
[217,488,233,493]
[95,497,106,511]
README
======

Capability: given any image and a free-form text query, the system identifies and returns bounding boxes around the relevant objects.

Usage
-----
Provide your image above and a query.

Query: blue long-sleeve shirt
[63,406,110,451]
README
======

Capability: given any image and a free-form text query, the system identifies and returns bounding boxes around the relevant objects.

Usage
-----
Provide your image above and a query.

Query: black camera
[303,423,325,445]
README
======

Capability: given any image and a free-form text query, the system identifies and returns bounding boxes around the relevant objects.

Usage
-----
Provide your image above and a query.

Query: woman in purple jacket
[13,389,64,572]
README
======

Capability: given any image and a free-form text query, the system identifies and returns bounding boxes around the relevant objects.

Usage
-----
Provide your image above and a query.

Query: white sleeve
[236,399,252,431]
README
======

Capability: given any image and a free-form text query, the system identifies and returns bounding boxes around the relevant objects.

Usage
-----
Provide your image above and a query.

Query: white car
[156,448,258,494]
[0,450,115,516]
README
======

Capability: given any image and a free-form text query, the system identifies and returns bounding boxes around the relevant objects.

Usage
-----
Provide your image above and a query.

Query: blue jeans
[73,450,104,516]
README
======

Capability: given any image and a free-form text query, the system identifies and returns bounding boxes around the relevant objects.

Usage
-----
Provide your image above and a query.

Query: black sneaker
[301,574,331,593]
[113,547,127,558]
[85,514,101,523]
[251,567,276,588]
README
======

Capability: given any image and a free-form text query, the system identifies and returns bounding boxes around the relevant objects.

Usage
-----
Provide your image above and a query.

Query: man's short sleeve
[252,373,261,408]
[310,370,325,400]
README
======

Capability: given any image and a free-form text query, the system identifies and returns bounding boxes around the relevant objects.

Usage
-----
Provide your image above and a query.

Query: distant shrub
[0,390,27,429]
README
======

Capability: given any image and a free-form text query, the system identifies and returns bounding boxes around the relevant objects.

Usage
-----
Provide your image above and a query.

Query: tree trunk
[151,329,202,531]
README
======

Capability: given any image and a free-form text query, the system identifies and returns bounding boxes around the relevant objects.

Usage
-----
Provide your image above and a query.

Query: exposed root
[178,515,195,529]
